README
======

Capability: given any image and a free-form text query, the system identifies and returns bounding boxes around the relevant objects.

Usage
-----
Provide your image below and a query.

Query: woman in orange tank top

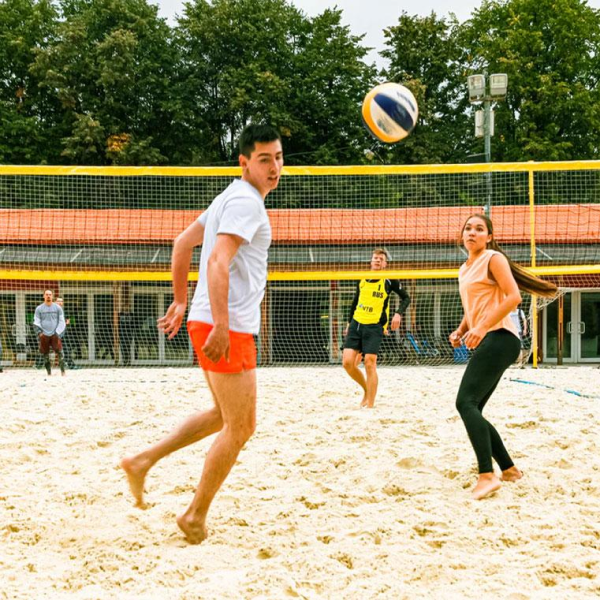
[449,214,557,500]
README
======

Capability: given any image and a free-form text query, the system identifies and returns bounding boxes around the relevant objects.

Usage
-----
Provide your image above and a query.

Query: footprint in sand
[396,457,423,469]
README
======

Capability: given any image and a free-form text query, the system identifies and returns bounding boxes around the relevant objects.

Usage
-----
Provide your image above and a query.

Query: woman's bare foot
[177,513,208,545]
[501,466,523,482]
[360,395,367,408]
[120,455,151,508]
[471,473,501,500]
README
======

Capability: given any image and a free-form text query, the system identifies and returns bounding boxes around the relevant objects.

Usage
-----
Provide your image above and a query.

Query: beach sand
[0,365,598,599]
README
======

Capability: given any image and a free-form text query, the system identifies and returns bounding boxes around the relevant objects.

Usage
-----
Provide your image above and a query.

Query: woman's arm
[449,315,469,347]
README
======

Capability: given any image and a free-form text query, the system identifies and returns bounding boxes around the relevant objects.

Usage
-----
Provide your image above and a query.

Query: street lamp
[467,71,508,215]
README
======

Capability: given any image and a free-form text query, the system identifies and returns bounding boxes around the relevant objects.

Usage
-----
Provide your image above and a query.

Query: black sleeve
[390,280,411,314]
[347,281,360,323]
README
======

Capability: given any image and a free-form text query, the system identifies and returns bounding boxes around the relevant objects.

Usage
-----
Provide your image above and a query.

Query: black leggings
[455,329,521,474]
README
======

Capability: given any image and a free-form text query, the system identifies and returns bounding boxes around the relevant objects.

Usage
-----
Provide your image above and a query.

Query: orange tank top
[459,249,519,338]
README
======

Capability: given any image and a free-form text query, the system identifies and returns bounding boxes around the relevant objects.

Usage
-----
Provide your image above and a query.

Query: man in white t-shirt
[121,124,283,544]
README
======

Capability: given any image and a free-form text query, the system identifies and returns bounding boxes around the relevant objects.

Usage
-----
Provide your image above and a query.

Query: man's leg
[121,372,224,508]
[39,335,51,375]
[342,348,367,406]
[177,368,257,544]
[43,353,51,375]
[363,353,378,408]
[50,335,66,376]
[63,337,75,368]
[57,351,66,375]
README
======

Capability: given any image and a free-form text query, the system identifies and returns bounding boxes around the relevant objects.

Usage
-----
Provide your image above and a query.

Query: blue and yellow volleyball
[362,82,419,143]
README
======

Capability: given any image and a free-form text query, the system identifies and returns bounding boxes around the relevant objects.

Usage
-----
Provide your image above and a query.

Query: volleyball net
[0,162,598,368]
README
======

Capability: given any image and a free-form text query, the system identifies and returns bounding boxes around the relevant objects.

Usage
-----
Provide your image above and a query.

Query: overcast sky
[152,0,600,66]
[151,0,482,65]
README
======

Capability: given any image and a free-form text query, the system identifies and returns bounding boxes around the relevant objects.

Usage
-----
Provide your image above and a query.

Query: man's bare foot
[177,513,208,545]
[501,466,523,482]
[471,473,501,500]
[360,395,367,408]
[120,455,151,508]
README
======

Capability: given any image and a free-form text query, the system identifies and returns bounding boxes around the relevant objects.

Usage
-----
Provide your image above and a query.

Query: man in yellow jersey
[342,248,410,408]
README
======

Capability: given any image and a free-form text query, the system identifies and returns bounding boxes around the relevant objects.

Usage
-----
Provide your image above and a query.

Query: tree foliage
[379,0,600,163]
[282,8,377,165]
[172,0,304,164]
[31,0,177,164]
[173,0,375,164]
[458,0,600,161]
[0,0,59,163]
[380,12,471,165]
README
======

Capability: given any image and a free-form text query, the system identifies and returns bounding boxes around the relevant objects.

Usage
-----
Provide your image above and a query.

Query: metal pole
[528,167,539,368]
[484,100,492,164]
[557,293,564,365]
[484,95,492,216]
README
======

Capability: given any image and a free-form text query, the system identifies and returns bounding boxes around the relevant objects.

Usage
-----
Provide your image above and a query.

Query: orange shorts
[187,321,257,373]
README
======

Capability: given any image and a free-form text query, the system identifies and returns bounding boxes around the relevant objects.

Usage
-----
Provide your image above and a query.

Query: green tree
[0,0,59,163]
[459,0,600,161]
[173,0,375,165]
[283,8,377,165]
[32,0,177,164]
[172,0,302,163]
[60,112,105,163]
[379,12,471,165]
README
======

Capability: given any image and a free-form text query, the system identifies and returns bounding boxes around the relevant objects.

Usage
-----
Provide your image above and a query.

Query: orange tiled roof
[0,205,598,245]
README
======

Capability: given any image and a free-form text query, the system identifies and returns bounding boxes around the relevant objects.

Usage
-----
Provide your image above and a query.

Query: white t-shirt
[509,308,526,337]
[188,179,272,334]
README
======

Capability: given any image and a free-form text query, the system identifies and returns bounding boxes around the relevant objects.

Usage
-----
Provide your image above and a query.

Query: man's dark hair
[238,124,281,158]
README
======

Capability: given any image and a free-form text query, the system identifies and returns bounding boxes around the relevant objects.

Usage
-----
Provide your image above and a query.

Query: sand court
[1,366,598,599]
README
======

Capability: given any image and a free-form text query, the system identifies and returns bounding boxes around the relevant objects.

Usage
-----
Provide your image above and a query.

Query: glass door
[578,291,600,362]
[0,293,16,365]
[133,293,159,364]
[60,294,89,364]
[26,293,46,368]
[544,292,573,363]
[270,286,329,364]
[92,293,116,364]
[163,292,193,364]
[129,290,193,365]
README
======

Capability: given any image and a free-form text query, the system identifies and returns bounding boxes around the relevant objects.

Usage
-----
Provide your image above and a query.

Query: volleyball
[361,82,419,143]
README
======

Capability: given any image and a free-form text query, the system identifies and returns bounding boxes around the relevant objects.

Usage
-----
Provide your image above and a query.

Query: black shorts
[344,320,384,356]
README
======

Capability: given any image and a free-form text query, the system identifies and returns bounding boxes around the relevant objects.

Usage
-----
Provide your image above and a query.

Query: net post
[528,165,539,368]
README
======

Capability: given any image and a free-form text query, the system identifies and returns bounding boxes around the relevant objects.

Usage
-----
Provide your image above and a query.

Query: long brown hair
[460,214,558,298]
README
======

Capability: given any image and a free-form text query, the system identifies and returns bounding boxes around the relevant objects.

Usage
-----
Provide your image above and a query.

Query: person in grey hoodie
[33,290,66,376]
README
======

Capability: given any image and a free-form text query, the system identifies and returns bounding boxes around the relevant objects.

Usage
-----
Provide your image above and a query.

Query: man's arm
[33,306,42,335]
[388,281,410,330]
[202,233,245,363]
[158,219,205,339]
[394,282,411,315]
[56,306,66,337]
